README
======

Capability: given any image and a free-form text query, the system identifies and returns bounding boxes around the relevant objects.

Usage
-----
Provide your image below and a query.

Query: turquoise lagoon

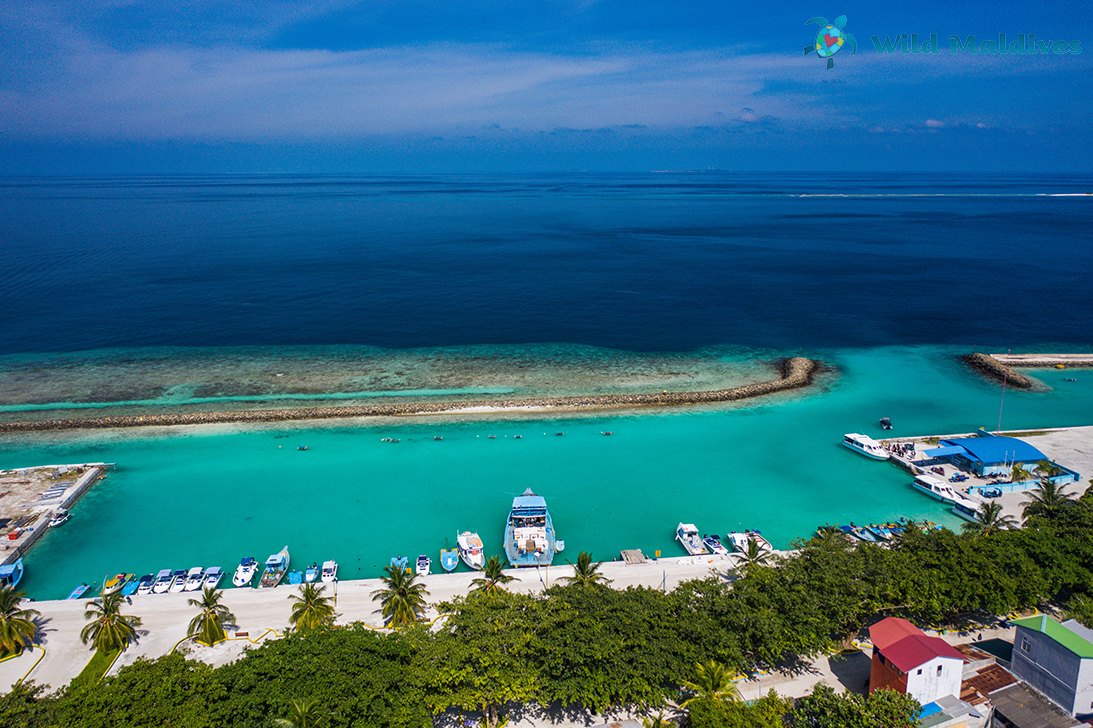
[3,344,1092,601]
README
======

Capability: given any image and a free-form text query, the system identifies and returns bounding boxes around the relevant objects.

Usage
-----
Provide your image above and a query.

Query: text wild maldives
[872,33,1081,55]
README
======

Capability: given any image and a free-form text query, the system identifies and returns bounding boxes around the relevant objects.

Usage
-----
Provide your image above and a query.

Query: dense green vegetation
[2,485,1091,727]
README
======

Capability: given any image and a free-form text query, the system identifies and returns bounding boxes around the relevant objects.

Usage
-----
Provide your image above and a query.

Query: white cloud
[925,119,946,128]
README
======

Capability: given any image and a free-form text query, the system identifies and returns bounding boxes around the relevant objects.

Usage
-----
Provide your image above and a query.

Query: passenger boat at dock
[457,531,486,570]
[675,523,708,556]
[911,474,981,513]
[0,558,24,590]
[259,546,290,588]
[841,433,890,460]
[504,488,556,567]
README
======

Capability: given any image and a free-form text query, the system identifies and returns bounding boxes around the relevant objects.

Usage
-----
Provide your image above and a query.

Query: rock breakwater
[961,353,1039,391]
[0,358,820,433]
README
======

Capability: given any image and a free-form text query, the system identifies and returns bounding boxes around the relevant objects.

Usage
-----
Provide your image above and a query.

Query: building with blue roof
[918,430,1079,488]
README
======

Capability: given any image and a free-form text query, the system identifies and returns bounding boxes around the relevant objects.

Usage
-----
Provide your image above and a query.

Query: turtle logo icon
[804,15,857,69]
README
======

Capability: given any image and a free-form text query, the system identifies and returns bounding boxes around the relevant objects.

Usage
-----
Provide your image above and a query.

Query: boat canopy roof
[512,489,547,512]
[678,523,699,533]
[155,569,172,577]
[0,563,20,577]
[205,566,222,575]
[322,560,337,569]
[266,554,285,566]
[914,474,947,488]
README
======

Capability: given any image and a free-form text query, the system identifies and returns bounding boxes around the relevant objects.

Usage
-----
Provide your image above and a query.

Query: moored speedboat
[67,582,91,600]
[199,567,222,589]
[135,574,156,595]
[555,539,565,553]
[0,558,24,589]
[951,500,983,523]
[746,530,773,553]
[259,546,290,588]
[103,573,131,596]
[390,555,409,572]
[879,417,893,430]
[911,475,981,512]
[183,567,205,592]
[457,531,486,570]
[702,535,729,555]
[841,433,890,460]
[233,557,258,587]
[416,554,431,576]
[168,569,188,593]
[440,549,459,572]
[49,508,71,527]
[320,560,338,583]
[503,488,556,568]
[727,530,773,554]
[305,563,319,583]
[152,569,174,594]
[676,523,708,556]
[121,575,142,597]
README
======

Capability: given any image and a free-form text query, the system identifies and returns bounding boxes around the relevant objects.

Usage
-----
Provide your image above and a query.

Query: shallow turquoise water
[3,344,1091,600]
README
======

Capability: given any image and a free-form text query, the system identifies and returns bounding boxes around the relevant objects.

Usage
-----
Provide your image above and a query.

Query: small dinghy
[440,548,459,572]
[304,563,319,583]
[67,583,91,600]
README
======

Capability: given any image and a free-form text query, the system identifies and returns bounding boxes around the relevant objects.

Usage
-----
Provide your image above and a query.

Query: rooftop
[870,617,964,672]
[989,683,1083,728]
[1010,615,1093,658]
[939,434,1047,466]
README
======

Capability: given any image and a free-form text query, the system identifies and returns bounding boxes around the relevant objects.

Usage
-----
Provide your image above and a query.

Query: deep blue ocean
[2,172,1092,354]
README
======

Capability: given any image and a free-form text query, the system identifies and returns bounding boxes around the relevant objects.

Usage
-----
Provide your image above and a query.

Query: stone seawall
[0,357,820,432]
[962,353,1037,390]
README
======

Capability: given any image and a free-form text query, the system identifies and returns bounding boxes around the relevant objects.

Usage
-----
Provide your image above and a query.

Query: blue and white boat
[304,563,319,583]
[67,582,91,600]
[135,574,156,595]
[121,576,142,596]
[0,558,24,589]
[233,557,258,587]
[440,549,459,572]
[390,555,409,572]
[503,488,555,568]
[152,568,174,594]
[203,567,224,589]
[259,546,290,588]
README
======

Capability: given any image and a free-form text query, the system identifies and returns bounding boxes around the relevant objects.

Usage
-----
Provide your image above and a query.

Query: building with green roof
[1010,614,1093,719]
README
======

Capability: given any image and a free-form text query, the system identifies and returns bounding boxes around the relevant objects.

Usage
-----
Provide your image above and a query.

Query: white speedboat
[259,546,290,588]
[304,563,319,583]
[911,475,981,514]
[456,531,486,570]
[183,567,205,592]
[168,569,188,593]
[320,560,338,583]
[135,574,156,595]
[203,567,224,589]
[503,489,556,568]
[702,535,729,555]
[676,523,708,556]
[49,508,71,527]
[951,500,984,523]
[841,433,890,460]
[233,557,258,587]
[728,530,774,554]
[102,573,131,596]
[152,569,174,594]
[416,554,431,576]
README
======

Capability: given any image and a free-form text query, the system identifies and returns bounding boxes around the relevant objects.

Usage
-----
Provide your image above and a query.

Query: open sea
[1,173,1092,599]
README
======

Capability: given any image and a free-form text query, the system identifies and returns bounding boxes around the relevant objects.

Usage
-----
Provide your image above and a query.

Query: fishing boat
[841,433,890,460]
[390,555,409,572]
[49,508,70,527]
[233,557,259,587]
[135,574,156,595]
[675,523,708,556]
[503,488,556,568]
[168,569,188,593]
[457,531,486,570]
[320,560,338,583]
[203,567,224,589]
[702,535,729,555]
[416,554,431,576]
[183,567,205,591]
[0,558,24,589]
[67,583,91,600]
[440,549,459,572]
[304,563,319,583]
[152,569,174,594]
[288,570,304,585]
[103,573,132,596]
[259,546,290,588]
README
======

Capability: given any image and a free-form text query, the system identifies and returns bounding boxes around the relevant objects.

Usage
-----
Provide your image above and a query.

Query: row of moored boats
[675,523,774,557]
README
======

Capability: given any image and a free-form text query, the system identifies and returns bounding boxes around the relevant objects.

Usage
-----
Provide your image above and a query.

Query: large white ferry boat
[841,433,890,460]
[911,474,981,513]
[503,488,556,567]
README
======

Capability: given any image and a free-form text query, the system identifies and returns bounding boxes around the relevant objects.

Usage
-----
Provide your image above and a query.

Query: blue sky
[1,1,1090,172]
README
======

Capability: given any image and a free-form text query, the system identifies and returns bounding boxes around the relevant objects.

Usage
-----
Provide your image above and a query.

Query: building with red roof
[869,617,964,707]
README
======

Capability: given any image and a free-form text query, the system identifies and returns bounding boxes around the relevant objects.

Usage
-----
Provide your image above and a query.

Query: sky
[1,0,1091,173]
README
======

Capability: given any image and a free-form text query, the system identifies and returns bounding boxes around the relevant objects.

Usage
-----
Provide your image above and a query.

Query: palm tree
[370,564,429,627]
[1036,459,1065,481]
[642,711,673,728]
[0,585,40,657]
[559,551,611,588]
[187,587,235,646]
[961,501,1017,536]
[469,555,515,596]
[1011,463,1032,484]
[274,699,330,728]
[1022,480,1075,521]
[289,582,336,631]
[80,591,141,653]
[733,538,774,575]
[679,660,741,708]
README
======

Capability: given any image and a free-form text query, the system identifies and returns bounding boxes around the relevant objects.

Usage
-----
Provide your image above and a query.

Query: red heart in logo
[824,34,838,47]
